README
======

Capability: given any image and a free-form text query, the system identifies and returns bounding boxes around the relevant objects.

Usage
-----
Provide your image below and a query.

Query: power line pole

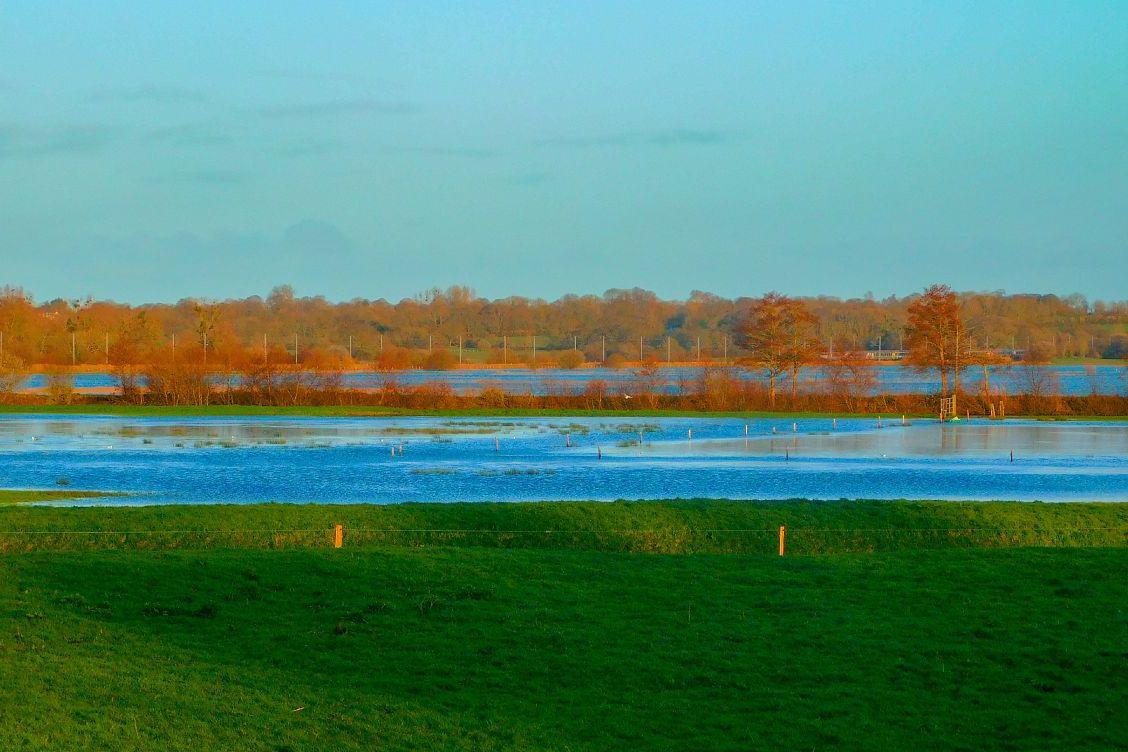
[348,335,353,360]
[458,336,463,365]
[532,335,537,362]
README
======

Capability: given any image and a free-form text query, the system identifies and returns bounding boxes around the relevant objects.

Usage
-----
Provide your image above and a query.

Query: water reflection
[0,415,1125,505]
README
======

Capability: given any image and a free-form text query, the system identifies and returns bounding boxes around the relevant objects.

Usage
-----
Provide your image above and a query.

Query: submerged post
[333,524,344,549]
[779,526,786,557]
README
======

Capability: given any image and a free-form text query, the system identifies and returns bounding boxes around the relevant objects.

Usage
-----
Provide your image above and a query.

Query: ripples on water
[1,415,1126,505]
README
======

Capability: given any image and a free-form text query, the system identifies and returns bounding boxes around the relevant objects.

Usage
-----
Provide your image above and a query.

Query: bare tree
[735,293,819,406]
[904,285,973,409]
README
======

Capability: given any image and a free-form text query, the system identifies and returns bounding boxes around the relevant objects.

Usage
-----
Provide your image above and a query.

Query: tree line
[1,283,1125,371]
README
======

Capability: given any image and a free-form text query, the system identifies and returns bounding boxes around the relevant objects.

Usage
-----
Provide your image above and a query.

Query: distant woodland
[1,284,1126,368]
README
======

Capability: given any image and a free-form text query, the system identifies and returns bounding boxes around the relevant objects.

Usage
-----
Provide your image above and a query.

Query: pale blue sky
[1,1,1125,303]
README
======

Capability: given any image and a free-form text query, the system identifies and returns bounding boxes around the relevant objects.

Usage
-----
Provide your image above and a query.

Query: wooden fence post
[779,526,786,557]
[334,524,344,549]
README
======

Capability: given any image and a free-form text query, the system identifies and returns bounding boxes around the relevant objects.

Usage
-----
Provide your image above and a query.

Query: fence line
[0,525,1124,536]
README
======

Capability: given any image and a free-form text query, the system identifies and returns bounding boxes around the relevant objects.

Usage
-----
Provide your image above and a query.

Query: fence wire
[0,524,1124,555]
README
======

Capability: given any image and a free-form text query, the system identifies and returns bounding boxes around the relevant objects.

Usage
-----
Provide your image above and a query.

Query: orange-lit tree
[735,293,820,405]
[904,285,973,413]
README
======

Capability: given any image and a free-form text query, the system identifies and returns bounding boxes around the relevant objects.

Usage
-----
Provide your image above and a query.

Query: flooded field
[19,363,1128,396]
[1,414,1125,505]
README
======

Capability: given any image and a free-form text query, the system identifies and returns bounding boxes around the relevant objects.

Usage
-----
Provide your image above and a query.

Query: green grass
[1,500,1125,750]
[1,499,1125,553]
[0,489,118,505]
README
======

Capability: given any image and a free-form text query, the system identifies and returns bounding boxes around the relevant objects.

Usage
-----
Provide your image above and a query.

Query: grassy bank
[0,498,1124,554]
[1,534,1124,749]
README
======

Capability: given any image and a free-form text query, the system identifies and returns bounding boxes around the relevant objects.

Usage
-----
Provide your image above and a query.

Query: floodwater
[1,415,1125,505]
[19,363,1128,396]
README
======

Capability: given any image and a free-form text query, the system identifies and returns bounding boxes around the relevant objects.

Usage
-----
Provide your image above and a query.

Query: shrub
[557,350,585,369]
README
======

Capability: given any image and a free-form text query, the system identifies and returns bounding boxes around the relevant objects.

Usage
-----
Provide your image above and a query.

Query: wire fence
[0,524,1124,555]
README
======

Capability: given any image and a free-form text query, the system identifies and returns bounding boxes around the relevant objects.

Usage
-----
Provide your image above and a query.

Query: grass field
[0,499,1125,750]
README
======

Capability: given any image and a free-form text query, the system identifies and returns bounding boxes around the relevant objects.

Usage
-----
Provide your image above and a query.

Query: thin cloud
[388,146,498,158]
[277,139,341,157]
[156,169,245,185]
[145,123,232,147]
[257,99,419,118]
[0,124,117,158]
[503,171,551,186]
[537,129,732,148]
[89,84,206,103]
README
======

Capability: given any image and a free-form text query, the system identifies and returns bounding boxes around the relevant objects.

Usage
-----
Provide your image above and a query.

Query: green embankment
[0,499,1124,750]
[0,499,1124,553]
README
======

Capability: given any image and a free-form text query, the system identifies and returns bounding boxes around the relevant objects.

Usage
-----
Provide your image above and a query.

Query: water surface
[1,414,1125,505]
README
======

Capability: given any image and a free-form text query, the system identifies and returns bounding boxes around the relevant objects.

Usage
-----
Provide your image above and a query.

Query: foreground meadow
[0,500,1124,751]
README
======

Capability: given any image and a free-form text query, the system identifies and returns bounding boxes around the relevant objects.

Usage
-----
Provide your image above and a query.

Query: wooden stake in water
[334,524,343,549]
[779,526,786,557]
[494,436,500,452]
[1010,450,1014,463]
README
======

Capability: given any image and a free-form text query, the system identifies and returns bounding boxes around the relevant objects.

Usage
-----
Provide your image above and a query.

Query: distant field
[0,499,1124,750]
[0,403,924,419]
[4,403,1127,420]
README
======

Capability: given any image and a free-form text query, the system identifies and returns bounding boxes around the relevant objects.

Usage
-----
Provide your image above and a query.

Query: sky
[1,1,1126,304]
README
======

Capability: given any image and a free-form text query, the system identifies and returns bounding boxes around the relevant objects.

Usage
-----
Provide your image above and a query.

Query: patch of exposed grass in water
[0,489,124,505]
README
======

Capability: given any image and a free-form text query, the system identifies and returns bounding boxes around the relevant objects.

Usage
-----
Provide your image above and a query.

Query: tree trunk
[768,374,776,407]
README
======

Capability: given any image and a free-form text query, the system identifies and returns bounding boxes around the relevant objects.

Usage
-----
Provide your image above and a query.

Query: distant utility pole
[696,336,700,361]
[573,335,578,351]
[458,336,463,364]
[723,336,728,363]
[428,334,433,353]
[666,336,671,363]
[532,335,537,362]
[348,335,353,359]
[380,334,384,353]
